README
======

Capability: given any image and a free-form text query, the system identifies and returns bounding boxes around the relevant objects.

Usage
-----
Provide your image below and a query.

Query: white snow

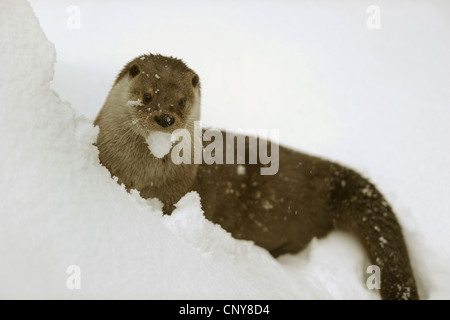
[146,131,175,158]
[1,0,449,299]
[126,99,143,107]
[237,165,246,176]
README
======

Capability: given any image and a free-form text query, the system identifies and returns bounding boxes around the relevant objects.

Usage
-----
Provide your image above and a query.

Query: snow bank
[0,0,327,299]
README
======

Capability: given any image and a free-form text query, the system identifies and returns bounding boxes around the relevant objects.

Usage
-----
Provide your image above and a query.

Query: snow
[237,165,246,176]
[126,99,143,107]
[1,0,449,299]
[146,131,175,159]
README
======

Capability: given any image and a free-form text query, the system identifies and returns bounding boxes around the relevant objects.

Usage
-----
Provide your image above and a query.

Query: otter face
[120,54,200,136]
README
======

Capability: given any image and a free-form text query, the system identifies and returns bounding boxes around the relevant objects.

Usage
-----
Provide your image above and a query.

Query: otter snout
[154,114,175,127]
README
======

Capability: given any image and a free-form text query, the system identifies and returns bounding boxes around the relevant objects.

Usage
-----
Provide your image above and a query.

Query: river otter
[94,53,418,300]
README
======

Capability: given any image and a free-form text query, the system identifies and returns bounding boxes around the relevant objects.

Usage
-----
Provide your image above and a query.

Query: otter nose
[154,114,175,127]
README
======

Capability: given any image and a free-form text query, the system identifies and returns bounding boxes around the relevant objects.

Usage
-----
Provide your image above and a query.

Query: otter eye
[178,98,186,109]
[143,93,152,104]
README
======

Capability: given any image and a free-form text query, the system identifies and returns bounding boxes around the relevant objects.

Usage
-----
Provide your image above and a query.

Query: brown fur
[95,54,200,213]
[95,54,419,300]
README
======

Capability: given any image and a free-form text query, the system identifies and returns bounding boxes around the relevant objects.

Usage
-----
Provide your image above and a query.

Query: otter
[94,54,419,300]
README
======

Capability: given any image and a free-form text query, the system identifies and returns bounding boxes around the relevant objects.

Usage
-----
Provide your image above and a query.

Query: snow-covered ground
[1,0,449,299]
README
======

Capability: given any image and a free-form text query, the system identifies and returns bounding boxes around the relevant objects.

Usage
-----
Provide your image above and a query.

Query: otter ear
[129,64,140,78]
[192,75,199,88]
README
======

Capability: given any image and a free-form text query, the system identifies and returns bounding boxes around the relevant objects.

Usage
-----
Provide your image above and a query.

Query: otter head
[115,54,200,137]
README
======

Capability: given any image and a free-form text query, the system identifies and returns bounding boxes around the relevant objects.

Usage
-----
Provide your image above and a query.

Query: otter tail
[330,167,418,300]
